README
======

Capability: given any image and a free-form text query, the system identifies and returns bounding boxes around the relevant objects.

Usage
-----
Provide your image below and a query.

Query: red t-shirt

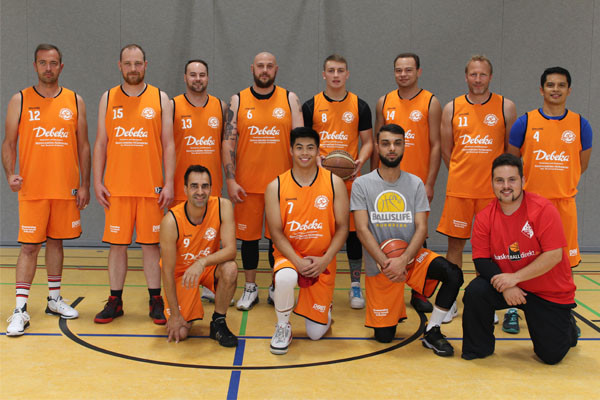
[472,191,575,304]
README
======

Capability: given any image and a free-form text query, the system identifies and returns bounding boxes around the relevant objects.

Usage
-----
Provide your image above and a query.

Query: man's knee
[218,261,238,284]
[20,243,42,258]
[463,277,491,304]
[535,347,569,365]
[274,268,298,288]
[373,326,396,343]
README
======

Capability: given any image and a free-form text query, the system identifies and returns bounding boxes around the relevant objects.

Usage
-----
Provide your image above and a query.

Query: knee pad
[274,268,298,289]
[241,240,259,270]
[346,231,363,260]
[447,261,464,288]
[374,326,396,343]
[305,318,330,341]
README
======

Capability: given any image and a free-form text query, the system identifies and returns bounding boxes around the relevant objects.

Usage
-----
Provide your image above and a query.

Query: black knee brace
[346,231,362,260]
[241,239,259,270]
[373,326,397,343]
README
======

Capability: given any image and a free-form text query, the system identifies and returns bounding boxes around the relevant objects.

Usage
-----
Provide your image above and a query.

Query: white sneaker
[236,283,259,311]
[46,296,79,319]
[442,301,458,324]
[201,286,216,302]
[348,283,365,309]
[270,322,292,355]
[267,284,275,306]
[6,307,30,336]
[494,312,499,324]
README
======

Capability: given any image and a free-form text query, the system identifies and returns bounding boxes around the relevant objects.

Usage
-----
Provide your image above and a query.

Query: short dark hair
[35,44,62,63]
[492,153,523,178]
[290,127,319,147]
[377,123,405,141]
[323,54,348,70]
[120,44,146,61]
[184,165,212,186]
[393,53,420,69]
[185,59,209,75]
[541,66,571,88]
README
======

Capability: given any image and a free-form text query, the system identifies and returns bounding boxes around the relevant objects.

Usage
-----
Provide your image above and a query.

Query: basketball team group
[2,43,592,365]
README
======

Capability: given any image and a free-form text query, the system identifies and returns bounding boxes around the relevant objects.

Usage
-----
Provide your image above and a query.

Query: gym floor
[1,247,598,399]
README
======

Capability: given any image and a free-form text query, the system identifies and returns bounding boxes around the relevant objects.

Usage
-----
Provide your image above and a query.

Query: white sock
[16,282,31,310]
[48,274,61,300]
[274,268,298,325]
[427,306,448,331]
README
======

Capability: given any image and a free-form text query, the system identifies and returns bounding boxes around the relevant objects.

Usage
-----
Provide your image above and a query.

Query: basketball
[377,239,413,271]
[322,150,355,180]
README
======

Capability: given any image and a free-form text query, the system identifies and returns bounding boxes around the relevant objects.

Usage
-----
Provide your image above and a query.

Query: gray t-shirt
[350,169,429,276]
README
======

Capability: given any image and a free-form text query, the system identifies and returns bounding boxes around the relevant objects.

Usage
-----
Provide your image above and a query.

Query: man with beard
[160,165,238,347]
[222,52,303,311]
[3,44,90,336]
[436,55,516,323]
[93,44,175,324]
[462,153,577,364]
[372,52,442,314]
[351,124,463,356]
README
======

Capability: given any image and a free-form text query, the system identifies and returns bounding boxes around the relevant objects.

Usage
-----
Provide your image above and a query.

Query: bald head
[252,51,278,89]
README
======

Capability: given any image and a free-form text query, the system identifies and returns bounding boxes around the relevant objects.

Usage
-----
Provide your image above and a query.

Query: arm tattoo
[223,105,236,140]
[224,149,236,179]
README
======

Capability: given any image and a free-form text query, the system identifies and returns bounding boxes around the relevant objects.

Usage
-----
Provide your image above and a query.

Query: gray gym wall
[1,0,598,252]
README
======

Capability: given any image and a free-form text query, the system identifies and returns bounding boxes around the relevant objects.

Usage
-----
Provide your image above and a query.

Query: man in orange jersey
[171,59,227,303]
[352,124,463,357]
[222,52,303,311]
[437,55,516,323]
[3,44,90,336]
[372,52,442,314]
[160,165,238,347]
[302,54,373,310]
[265,127,348,354]
[504,67,592,334]
[93,44,175,325]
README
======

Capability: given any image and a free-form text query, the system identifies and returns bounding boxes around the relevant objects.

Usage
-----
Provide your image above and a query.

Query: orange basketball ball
[377,239,412,271]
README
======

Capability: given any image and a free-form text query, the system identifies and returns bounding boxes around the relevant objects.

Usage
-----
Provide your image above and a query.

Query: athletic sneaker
[6,307,30,336]
[502,308,520,334]
[267,284,275,306]
[410,290,433,313]
[94,296,124,323]
[442,301,458,324]
[494,313,499,324]
[202,286,235,306]
[422,325,454,357]
[46,296,79,319]
[270,322,292,355]
[209,317,238,348]
[236,283,259,311]
[149,295,167,325]
[349,283,365,309]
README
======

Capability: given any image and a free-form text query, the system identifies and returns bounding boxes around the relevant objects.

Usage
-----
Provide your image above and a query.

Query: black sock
[212,312,226,321]
[148,288,161,298]
[110,289,123,299]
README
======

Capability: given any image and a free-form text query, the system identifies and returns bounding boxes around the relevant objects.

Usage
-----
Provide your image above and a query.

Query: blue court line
[227,339,246,400]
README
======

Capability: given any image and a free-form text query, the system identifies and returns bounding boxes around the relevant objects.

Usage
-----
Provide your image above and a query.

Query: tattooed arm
[221,94,246,203]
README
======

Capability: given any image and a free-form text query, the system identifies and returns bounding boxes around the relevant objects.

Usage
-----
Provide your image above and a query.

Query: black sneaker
[410,290,433,313]
[502,308,520,334]
[94,296,124,323]
[210,317,238,348]
[422,326,454,356]
[570,313,579,347]
[149,296,167,325]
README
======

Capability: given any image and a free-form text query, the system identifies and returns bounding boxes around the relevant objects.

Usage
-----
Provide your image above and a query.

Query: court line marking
[59,297,429,370]
[581,275,600,286]
[573,310,600,334]
[575,299,600,318]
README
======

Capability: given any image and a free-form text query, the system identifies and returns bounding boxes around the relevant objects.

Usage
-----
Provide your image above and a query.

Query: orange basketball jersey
[521,110,582,199]
[311,91,360,159]
[18,87,80,200]
[169,197,221,274]
[104,85,163,197]
[447,93,506,198]
[173,94,223,198]
[382,89,434,184]
[274,168,336,259]
[236,86,292,194]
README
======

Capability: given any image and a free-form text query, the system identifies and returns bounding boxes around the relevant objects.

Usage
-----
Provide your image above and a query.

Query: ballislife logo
[370,190,412,227]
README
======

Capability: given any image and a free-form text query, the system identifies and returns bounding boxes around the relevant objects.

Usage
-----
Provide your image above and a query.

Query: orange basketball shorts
[164,264,217,322]
[102,196,163,245]
[234,193,270,240]
[436,196,493,239]
[18,199,81,244]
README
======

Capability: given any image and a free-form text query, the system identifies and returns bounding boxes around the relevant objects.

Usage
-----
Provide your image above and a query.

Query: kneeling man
[160,165,238,347]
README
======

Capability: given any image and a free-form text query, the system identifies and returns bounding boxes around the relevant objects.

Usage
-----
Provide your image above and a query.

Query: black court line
[572,310,600,334]
[60,297,427,370]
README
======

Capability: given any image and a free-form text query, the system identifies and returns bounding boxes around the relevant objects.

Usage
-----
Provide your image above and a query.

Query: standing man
[2,44,90,336]
[160,165,238,347]
[463,153,577,364]
[352,124,463,357]
[264,127,348,354]
[172,60,226,203]
[372,52,442,313]
[505,67,592,334]
[302,54,373,309]
[222,52,303,310]
[437,55,516,322]
[93,44,175,324]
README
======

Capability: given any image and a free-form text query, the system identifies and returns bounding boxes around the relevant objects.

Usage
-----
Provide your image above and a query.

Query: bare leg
[141,244,161,288]
[446,237,466,269]
[108,245,128,290]
[44,238,63,277]
[214,261,238,314]
[244,269,257,284]
[15,244,42,284]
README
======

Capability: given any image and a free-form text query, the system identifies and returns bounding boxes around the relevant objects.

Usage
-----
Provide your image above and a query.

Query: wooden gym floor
[0,247,598,399]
